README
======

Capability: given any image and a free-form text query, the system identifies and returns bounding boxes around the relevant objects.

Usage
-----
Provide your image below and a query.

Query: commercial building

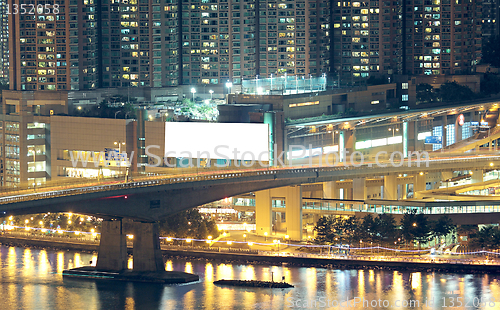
[225,78,416,120]
[285,101,500,160]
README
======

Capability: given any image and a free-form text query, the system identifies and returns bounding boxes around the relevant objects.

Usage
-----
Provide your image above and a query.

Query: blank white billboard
[164,123,269,161]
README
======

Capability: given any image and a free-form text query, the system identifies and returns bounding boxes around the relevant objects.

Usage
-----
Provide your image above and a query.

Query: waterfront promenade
[1,231,500,273]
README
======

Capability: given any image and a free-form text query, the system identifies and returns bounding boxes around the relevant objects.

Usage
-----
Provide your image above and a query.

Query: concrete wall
[50,116,129,179]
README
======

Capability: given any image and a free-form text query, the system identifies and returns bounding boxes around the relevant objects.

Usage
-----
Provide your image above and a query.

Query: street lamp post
[191,88,196,102]
[226,81,233,95]
[209,89,214,100]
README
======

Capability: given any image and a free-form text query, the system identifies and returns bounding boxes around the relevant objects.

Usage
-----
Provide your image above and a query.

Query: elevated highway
[0,154,498,221]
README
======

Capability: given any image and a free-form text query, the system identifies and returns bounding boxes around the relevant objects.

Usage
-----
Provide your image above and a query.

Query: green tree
[313,216,361,246]
[314,216,334,245]
[359,214,378,243]
[480,73,500,95]
[431,216,456,244]
[159,209,218,240]
[482,36,500,67]
[438,81,477,102]
[469,226,500,250]
[400,210,432,247]
[416,83,436,103]
[375,214,398,245]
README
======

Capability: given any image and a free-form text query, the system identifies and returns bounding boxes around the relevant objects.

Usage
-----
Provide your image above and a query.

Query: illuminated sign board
[288,101,319,108]
[424,136,442,144]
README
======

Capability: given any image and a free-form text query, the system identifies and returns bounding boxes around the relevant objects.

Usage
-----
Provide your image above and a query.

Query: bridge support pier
[255,189,272,236]
[352,178,366,199]
[133,221,165,272]
[383,175,397,200]
[413,174,426,199]
[286,185,302,241]
[96,219,127,271]
[323,181,339,199]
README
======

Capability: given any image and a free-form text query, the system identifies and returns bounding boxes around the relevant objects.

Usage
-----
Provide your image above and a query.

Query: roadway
[0,154,498,221]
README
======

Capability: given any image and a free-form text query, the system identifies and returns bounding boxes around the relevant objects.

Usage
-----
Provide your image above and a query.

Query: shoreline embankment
[1,235,498,274]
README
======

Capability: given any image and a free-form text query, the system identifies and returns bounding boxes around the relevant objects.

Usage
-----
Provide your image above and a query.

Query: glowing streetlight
[264,231,268,241]
[273,239,281,251]
[191,88,196,102]
[226,81,233,94]
[243,234,247,242]
[209,89,214,99]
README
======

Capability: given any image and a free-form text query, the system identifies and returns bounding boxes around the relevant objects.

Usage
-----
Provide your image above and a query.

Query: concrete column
[414,174,426,192]
[383,175,398,200]
[402,184,408,199]
[352,178,367,200]
[286,186,302,241]
[255,189,272,236]
[471,170,484,183]
[96,220,127,271]
[323,181,339,199]
[133,221,164,272]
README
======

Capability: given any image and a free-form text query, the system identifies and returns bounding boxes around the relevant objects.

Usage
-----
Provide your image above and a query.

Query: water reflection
[1,245,500,309]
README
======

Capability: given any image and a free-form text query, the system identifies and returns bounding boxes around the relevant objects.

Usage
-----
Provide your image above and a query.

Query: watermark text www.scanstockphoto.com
[68,145,430,169]
[286,295,497,308]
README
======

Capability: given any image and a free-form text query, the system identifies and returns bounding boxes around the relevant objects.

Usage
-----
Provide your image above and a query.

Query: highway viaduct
[0,155,498,272]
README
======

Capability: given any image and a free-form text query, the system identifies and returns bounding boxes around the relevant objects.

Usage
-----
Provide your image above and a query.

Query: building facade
[9,0,331,91]
[0,0,8,84]
[332,0,482,83]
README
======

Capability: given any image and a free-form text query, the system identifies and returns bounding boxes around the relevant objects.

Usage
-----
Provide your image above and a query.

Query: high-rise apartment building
[332,0,482,83]
[9,0,330,90]
[482,0,499,38]
[179,0,330,85]
[0,0,8,84]
[405,0,482,76]
[9,0,482,91]
[9,0,99,91]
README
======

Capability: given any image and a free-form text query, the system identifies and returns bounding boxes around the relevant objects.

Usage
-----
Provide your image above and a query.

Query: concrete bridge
[0,154,498,272]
